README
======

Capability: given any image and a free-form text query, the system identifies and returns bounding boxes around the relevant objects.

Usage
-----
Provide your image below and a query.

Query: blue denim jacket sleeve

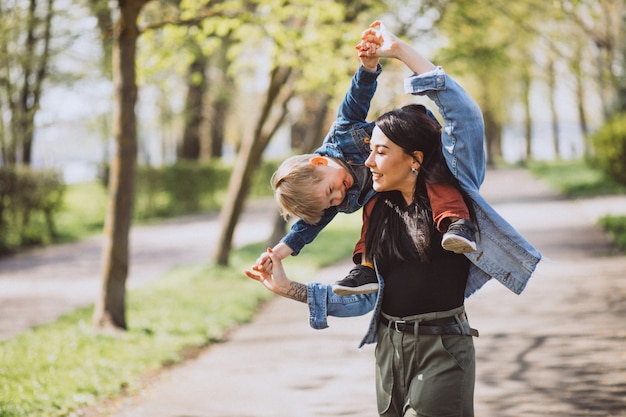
[404,67,541,296]
[306,282,377,329]
[280,64,382,256]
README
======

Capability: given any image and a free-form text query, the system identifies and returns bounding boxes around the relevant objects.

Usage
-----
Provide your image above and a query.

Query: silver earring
[411,167,418,176]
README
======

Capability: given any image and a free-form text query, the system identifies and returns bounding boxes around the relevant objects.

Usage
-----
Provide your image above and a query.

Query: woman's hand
[361,21,403,59]
[245,248,291,295]
[361,20,435,75]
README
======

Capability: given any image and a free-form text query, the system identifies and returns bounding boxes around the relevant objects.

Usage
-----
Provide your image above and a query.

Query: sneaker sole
[442,236,477,254]
[332,284,379,296]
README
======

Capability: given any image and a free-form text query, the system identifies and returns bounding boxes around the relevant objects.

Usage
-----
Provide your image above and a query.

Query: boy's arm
[334,63,382,128]
[279,207,339,256]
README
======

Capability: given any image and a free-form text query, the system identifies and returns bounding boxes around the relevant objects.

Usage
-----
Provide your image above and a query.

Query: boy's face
[310,157,354,209]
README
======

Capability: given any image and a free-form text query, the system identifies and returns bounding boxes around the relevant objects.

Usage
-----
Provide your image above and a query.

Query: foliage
[0,0,63,165]
[588,112,626,186]
[0,167,65,253]
[134,159,278,219]
[598,215,626,252]
[54,181,109,242]
[0,213,361,417]
[528,159,626,198]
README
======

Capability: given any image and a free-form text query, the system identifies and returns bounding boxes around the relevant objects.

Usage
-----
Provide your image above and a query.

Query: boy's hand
[254,251,273,273]
[245,248,291,295]
[356,40,379,71]
[253,242,293,273]
[356,24,382,71]
[361,21,403,60]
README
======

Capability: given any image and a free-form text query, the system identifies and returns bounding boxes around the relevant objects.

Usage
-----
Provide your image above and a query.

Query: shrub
[589,112,626,186]
[0,167,65,253]
[133,159,279,220]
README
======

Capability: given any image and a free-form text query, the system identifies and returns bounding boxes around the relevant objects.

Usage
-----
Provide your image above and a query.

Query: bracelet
[361,262,374,269]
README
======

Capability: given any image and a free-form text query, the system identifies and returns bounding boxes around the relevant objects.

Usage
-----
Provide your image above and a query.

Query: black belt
[380,313,479,337]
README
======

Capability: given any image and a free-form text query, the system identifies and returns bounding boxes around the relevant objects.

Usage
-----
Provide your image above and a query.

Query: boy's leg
[333,198,379,296]
[426,182,477,254]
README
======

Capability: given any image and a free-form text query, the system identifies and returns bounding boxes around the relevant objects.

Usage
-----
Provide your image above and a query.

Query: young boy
[255,35,477,296]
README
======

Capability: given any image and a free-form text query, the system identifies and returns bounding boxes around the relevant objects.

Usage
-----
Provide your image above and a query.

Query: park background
[1,1,626,416]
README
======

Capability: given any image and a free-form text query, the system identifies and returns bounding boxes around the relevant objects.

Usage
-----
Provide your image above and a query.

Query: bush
[589,112,626,186]
[0,167,65,253]
[598,215,626,252]
[134,159,279,220]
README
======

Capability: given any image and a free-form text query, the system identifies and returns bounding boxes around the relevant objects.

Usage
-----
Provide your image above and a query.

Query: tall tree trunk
[520,63,532,163]
[207,34,235,159]
[547,54,560,159]
[214,65,298,266]
[179,51,206,160]
[8,0,54,166]
[94,0,146,332]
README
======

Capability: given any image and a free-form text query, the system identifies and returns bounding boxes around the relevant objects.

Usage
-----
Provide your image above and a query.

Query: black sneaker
[332,265,379,296]
[442,219,477,254]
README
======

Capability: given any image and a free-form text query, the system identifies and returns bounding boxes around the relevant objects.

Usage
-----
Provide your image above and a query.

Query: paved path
[0,199,278,341]
[4,168,626,416]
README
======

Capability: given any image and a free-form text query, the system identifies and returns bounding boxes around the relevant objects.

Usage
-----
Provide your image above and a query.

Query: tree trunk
[213,65,298,266]
[9,0,54,166]
[207,34,235,159]
[179,52,206,160]
[94,0,146,332]
[547,54,560,159]
[519,55,532,163]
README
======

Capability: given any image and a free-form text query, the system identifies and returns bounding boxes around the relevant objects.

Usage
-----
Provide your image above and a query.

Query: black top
[379,231,470,317]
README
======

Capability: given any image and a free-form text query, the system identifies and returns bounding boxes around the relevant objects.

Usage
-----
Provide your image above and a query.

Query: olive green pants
[375,306,476,417]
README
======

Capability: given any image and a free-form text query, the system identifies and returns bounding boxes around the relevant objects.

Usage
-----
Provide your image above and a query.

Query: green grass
[529,159,626,253]
[0,211,362,417]
[54,182,109,242]
[527,159,626,198]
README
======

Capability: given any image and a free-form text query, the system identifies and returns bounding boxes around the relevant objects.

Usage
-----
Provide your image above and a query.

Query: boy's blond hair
[271,154,328,225]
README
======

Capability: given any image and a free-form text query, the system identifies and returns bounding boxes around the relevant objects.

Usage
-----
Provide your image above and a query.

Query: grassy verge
[527,159,626,198]
[54,181,109,242]
[0,212,362,417]
[528,159,626,252]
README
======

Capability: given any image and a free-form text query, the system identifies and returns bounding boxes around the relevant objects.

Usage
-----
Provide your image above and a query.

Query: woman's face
[365,126,422,204]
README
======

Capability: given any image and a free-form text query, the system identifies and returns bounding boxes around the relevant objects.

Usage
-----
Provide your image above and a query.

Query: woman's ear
[412,151,424,166]
[310,156,329,166]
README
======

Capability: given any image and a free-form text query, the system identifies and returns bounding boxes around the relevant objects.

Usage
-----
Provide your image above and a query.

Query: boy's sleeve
[334,64,382,128]
[280,208,339,256]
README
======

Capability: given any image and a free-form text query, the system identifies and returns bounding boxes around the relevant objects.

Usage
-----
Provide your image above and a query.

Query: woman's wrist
[283,281,307,303]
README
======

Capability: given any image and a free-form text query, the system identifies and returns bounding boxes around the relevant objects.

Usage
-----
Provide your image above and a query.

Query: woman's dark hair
[365,104,475,263]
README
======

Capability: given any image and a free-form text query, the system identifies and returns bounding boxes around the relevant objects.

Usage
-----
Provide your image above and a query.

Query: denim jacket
[305,67,543,348]
[280,64,381,255]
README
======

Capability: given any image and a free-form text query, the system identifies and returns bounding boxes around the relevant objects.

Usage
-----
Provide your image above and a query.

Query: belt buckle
[394,320,407,333]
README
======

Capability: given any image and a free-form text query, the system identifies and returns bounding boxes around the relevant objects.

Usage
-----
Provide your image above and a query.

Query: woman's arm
[361,21,435,75]
[364,21,486,190]
[246,248,308,303]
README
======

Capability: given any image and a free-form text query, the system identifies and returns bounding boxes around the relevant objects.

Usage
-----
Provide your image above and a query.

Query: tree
[0,0,55,166]
[214,65,299,265]
[178,43,207,160]
[94,0,148,331]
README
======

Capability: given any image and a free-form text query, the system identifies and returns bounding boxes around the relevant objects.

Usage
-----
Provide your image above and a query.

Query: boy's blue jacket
[297,66,542,348]
[279,64,381,256]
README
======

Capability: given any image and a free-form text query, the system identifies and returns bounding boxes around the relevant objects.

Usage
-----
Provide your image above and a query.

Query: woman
[246,21,541,417]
